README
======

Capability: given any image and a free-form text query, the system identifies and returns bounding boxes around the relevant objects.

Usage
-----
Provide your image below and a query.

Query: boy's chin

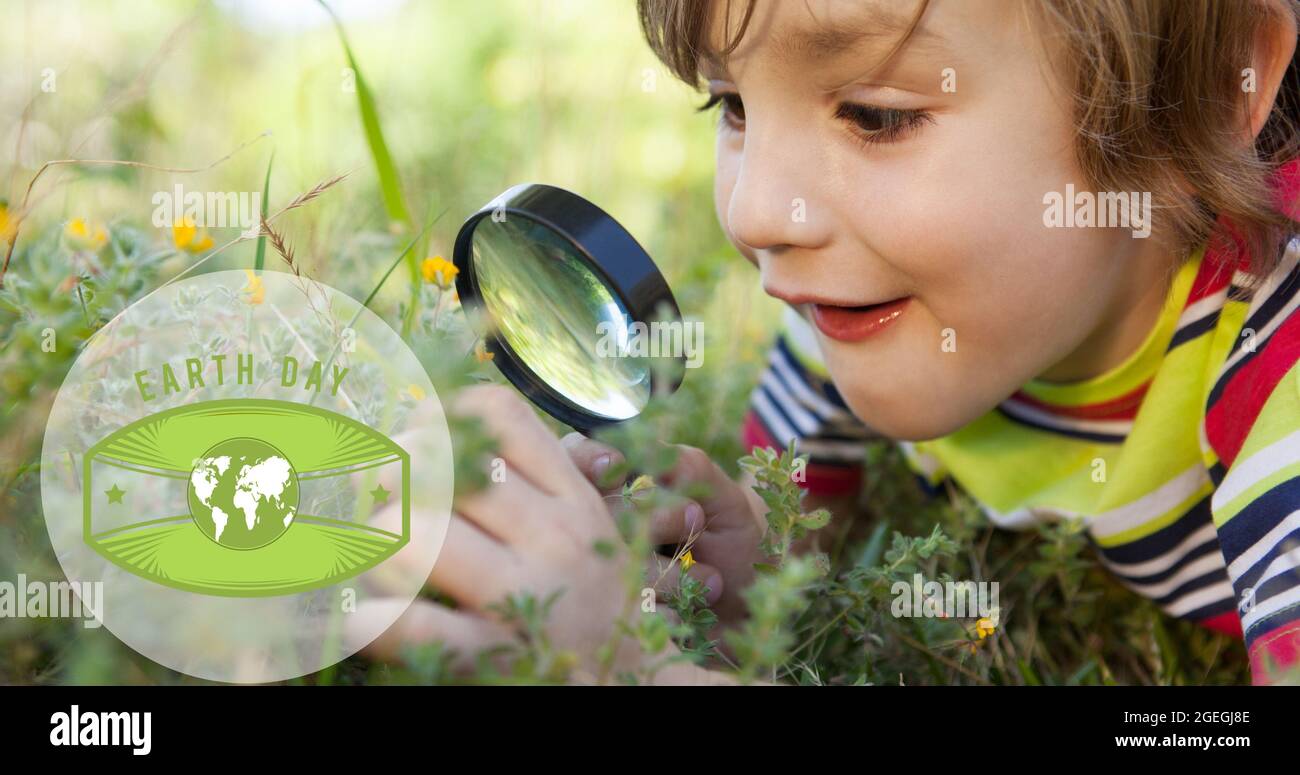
[853,409,973,443]
[835,379,991,442]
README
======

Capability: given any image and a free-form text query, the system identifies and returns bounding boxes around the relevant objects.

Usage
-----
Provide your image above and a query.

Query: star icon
[370,483,390,505]
[105,484,126,504]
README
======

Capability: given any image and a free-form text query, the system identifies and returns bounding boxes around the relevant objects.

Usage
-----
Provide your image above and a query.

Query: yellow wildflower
[172,217,214,253]
[473,339,494,362]
[625,474,656,496]
[680,550,696,572]
[0,202,15,245]
[241,269,265,305]
[65,218,108,251]
[405,384,426,401]
[976,618,996,639]
[420,255,458,289]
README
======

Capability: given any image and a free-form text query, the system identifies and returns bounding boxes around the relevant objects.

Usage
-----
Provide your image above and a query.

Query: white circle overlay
[41,270,453,683]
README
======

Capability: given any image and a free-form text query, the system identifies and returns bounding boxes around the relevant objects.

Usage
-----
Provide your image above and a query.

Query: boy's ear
[1245,1,1298,142]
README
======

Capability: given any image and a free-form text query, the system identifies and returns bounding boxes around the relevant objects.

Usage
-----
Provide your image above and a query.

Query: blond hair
[638,0,1300,281]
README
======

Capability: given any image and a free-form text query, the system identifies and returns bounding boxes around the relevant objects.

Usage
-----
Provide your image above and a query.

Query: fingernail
[683,502,704,535]
[704,574,723,604]
[593,454,611,480]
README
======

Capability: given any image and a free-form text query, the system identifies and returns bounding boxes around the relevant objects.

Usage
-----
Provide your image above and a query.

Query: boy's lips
[810,298,910,342]
[764,286,911,342]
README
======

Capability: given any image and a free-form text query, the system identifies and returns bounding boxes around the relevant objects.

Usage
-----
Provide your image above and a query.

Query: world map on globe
[188,437,300,550]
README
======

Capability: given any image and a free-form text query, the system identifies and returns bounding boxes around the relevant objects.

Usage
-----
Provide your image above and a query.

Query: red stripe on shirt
[1009,383,1150,422]
[1187,239,1238,305]
[1198,610,1243,638]
[742,411,863,497]
[802,464,865,497]
[743,409,778,453]
[1249,619,1300,685]
[1198,208,1259,292]
[1205,313,1300,467]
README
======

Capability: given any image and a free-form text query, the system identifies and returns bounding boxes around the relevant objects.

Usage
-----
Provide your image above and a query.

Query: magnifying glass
[452,183,685,434]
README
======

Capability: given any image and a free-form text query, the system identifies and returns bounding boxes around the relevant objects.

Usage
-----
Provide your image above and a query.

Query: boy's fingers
[649,499,706,546]
[425,516,523,609]
[455,472,564,549]
[663,445,763,531]
[560,432,626,492]
[351,398,447,497]
[348,598,518,672]
[661,445,733,505]
[646,554,723,605]
[360,502,456,597]
[452,385,591,498]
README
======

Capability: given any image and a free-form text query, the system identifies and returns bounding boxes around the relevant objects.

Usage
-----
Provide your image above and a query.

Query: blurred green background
[0,0,766,306]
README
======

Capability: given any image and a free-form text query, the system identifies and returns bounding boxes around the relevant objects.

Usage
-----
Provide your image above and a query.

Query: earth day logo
[189,437,300,551]
[83,398,411,596]
[42,270,452,682]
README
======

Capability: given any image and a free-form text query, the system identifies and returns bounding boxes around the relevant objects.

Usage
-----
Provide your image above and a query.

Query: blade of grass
[317,0,411,227]
[317,0,420,335]
[253,149,274,272]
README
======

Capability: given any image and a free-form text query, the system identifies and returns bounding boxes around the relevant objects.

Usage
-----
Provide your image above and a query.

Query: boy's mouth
[810,298,910,342]
[762,284,912,343]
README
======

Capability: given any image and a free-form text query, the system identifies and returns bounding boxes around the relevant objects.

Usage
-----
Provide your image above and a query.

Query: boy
[357,0,1300,684]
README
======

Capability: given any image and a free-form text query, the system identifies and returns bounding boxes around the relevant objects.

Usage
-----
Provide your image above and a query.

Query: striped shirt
[743,187,1300,685]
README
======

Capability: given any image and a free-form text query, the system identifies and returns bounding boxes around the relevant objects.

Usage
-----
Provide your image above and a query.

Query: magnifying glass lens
[470,216,651,420]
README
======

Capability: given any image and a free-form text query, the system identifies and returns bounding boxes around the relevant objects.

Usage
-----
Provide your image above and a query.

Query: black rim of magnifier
[453,183,685,434]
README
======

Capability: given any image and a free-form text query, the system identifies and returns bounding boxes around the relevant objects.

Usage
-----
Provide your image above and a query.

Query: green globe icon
[188,437,300,550]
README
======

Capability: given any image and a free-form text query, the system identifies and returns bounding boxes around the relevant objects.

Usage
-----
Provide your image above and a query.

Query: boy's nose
[725,134,829,255]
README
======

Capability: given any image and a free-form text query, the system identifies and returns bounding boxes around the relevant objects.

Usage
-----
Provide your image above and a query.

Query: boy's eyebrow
[701,3,946,71]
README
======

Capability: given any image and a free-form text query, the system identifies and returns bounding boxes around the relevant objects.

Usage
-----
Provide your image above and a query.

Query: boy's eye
[695,94,929,145]
[697,92,746,130]
[834,102,932,145]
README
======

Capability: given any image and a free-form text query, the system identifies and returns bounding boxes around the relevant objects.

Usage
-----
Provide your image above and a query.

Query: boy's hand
[561,434,770,630]
[348,385,681,681]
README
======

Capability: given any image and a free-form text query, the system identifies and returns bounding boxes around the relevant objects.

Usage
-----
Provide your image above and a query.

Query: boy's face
[705,0,1171,440]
